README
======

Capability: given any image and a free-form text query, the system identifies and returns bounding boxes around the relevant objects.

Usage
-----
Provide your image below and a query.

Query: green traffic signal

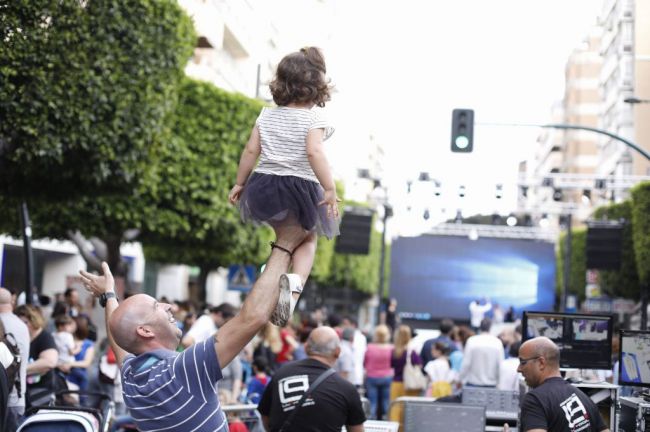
[451,109,474,152]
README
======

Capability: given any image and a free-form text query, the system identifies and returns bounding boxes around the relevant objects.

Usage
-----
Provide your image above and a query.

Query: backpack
[0,319,21,396]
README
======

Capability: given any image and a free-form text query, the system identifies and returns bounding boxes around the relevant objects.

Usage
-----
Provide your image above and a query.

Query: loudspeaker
[335,208,373,255]
[586,224,624,270]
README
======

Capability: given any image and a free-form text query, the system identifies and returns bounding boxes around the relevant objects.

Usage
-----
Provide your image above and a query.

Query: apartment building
[523,0,650,224]
[598,0,650,185]
[179,0,279,99]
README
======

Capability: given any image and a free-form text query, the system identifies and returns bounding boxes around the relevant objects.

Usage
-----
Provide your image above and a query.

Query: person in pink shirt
[364,324,394,419]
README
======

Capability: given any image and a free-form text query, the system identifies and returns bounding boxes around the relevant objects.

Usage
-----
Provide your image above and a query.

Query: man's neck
[309,354,335,368]
[539,371,563,385]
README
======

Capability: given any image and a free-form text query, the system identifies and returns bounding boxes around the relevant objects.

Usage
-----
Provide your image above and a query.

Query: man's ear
[333,346,341,359]
[136,325,154,339]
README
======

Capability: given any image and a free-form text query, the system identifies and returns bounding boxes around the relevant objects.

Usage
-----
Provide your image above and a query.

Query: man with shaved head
[516,337,609,432]
[80,224,308,432]
[0,287,29,432]
[258,326,366,431]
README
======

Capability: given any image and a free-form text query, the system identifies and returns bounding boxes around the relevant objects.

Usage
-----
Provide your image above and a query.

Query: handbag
[278,368,336,432]
[403,349,427,390]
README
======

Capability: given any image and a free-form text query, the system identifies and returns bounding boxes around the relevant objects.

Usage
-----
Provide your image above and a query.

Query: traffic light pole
[478,122,650,161]
[561,214,572,311]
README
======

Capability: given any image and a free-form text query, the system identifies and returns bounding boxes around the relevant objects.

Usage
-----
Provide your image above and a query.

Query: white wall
[41,254,87,298]
[155,265,190,302]
[206,267,239,307]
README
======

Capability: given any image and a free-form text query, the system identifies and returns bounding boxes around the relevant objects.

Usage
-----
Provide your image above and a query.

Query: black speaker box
[586,225,623,270]
[335,208,373,255]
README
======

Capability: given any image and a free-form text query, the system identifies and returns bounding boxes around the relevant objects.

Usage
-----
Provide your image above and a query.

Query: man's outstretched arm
[80,262,129,368]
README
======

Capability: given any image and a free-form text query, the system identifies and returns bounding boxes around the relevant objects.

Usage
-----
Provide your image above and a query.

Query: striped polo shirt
[255,106,334,183]
[121,336,226,432]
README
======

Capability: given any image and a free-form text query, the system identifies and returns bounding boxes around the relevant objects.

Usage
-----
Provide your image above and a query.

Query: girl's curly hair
[269,47,332,107]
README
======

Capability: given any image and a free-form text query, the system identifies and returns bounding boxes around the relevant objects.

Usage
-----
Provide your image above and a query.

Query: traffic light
[451,109,474,152]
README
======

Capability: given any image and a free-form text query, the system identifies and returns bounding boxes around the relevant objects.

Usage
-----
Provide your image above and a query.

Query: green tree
[631,182,650,285]
[0,0,195,198]
[140,78,272,298]
[0,78,270,299]
[556,228,586,305]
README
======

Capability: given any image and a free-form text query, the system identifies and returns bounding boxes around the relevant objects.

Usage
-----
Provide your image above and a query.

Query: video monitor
[619,330,650,387]
[522,311,613,370]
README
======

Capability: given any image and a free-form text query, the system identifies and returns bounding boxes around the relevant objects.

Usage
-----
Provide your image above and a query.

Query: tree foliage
[631,182,650,284]
[0,0,195,198]
[556,228,587,303]
[140,78,271,270]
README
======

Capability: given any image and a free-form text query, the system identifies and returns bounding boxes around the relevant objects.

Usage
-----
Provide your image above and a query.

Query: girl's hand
[318,189,341,219]
[229,184,244,204]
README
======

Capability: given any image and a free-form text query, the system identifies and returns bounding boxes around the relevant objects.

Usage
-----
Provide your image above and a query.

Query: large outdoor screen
[389,235,556,321]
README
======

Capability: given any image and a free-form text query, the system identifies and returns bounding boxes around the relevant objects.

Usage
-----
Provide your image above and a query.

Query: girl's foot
[269,274,303,327]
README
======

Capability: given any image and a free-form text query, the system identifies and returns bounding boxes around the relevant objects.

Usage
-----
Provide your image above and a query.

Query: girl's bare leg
[289,231,317,299]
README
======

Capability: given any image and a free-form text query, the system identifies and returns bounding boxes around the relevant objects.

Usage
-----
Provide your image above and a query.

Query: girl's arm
[229,126,261,204]
[306,128,339,217]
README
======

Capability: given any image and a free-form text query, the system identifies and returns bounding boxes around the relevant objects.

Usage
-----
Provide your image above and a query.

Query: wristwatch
[99,292,117,308]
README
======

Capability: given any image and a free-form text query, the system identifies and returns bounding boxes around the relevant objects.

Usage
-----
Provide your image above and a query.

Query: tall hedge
[593,201,640,298]
[0,0,195,198]
[632,182,650,284]
[140,77,271,277]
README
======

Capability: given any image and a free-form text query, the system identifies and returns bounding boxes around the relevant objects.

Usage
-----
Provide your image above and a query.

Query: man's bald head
[521,336,560,368]
[109,294,181,354]
[109,294,156,354]
[0,288,13,312]
[306,326,340,362]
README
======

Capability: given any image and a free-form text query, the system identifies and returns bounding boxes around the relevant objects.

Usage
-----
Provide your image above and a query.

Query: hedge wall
[556,228,587,303]
[0,0,195,198]
[632,182,650,284]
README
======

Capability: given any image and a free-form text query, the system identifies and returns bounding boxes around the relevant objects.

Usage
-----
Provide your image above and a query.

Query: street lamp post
[561,214,572,311]
[376,204,392,325]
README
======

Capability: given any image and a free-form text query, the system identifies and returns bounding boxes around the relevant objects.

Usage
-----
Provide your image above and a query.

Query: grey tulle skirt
[238,172,340,239]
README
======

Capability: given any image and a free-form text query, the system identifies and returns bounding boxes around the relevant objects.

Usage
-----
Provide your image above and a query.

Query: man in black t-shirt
[258,326,366,432]
[516,337,609,432]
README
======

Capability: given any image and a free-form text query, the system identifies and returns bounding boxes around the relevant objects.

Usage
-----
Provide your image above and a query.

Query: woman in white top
[229,47,340,327]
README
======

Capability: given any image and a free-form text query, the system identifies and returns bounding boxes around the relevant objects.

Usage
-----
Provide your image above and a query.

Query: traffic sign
[228,265,256,291]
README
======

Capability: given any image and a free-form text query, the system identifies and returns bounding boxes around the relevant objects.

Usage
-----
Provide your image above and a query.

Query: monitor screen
[522,311,613,370]
[619,330,650,387]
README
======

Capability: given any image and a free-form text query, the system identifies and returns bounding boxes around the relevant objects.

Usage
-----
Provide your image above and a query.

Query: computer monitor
[619,330,650,387]
[522,311,613,370]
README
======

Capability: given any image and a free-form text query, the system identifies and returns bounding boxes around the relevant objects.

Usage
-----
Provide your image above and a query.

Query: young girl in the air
[229,47,340,327]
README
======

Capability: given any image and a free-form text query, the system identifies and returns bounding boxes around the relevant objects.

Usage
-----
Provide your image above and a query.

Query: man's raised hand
[79,261,115,297]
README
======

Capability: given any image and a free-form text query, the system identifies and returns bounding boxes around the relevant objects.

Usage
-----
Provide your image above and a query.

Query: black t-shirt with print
[520,377,608,432]
[258,358,366,432]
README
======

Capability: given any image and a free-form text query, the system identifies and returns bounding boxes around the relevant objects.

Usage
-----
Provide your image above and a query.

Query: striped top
[121,336,226,432]
[255,106,334,183]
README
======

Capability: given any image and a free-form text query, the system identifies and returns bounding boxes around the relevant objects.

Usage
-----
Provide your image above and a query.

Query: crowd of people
[0,277,614,432]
